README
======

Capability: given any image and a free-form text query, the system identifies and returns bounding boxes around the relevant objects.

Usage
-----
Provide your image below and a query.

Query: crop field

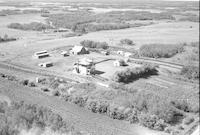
[0,0,199,135]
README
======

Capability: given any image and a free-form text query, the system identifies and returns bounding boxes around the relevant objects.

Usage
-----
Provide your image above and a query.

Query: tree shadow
[94,70,105,75]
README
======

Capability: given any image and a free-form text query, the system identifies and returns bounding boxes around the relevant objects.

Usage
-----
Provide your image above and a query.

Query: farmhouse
[33,50,49,59]
[73,58,95,75]
[70,46,89,55]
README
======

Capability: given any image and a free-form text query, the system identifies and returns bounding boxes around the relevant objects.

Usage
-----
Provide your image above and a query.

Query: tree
[120,39,133,45]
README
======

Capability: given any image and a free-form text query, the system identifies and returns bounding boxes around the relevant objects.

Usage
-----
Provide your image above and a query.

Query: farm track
[0,78,151,135]
[0,61,79,83]
[130,57,183,69]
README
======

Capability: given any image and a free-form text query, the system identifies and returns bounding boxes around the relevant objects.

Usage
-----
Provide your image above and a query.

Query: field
[0,1,199,135]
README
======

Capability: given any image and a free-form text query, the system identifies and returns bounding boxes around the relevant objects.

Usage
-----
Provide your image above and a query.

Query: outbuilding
[61,51,69,57]
[33,50,49,59]
[70,46,89,55]
[38,62,53,68]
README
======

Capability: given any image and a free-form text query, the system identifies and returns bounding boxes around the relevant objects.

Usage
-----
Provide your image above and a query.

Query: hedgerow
[80,40,109,50]
[8,22,53,31]
[112,64,158,83]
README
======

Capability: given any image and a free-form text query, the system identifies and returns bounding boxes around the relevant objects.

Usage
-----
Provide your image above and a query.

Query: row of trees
[80,40,109,50]
[112,64,158,83]
[139,44,184,58]
[8,22,53,31]
[72,23,131,33]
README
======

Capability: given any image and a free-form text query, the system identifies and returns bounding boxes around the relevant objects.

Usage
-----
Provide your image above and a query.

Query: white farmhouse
[73,58,95,75]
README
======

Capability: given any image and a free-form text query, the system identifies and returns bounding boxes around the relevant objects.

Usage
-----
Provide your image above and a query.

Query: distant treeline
[46,11,175,33]
[7,22,53,31]
[0,9,48,16]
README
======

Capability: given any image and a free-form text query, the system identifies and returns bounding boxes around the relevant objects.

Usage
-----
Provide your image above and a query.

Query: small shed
[61,51,69,57]
[70,46,89,55]
[33,50,49,59]
[101,51,110,55]
[38,62,53,68]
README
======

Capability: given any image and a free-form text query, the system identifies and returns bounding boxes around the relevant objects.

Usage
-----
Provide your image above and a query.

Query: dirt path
[0,78,164,135]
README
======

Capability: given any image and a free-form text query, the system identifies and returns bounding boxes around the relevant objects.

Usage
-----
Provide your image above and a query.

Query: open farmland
[0,0,199,135]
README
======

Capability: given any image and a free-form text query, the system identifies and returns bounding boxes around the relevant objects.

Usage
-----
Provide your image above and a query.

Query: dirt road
[0,78,165,135]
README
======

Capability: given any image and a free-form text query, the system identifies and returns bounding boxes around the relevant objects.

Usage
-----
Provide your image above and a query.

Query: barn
[70,46,89,55]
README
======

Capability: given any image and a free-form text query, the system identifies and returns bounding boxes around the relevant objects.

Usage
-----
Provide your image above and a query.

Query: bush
[112,64,157,83]
[139,44,184,58]
[20,79,29,86]
[27,82,36,87]
[181,65,199,80]
[184,117,194,125]
[51,90,60,96]
[120,39,134,45]
[80,40,109,50]
[138,113,166,131]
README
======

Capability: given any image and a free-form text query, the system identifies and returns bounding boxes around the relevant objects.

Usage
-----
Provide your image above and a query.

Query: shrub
[20,79,29,86]
[51,90,60,96]
[80,40,109,50]
[28,82,36,87]
[184,117,194,125]
[112,64,157,83]
[139,44,184,58]
[181,65,199,80]
[138,113,166,131]
[120,39,134,45]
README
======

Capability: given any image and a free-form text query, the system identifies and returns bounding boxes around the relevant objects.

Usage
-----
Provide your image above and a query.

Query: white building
[70,46,89,55]
[33,50,49,59]
[38,62,53,68]
[73,58,95,75]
